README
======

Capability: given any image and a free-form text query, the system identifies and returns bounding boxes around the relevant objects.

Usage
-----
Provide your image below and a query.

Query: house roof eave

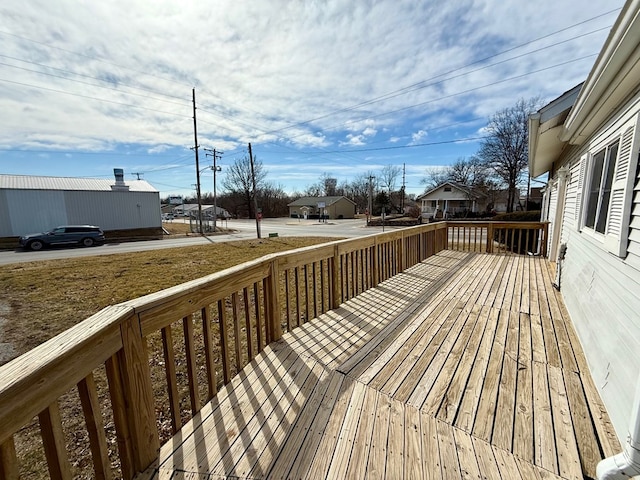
[561,0,640,145]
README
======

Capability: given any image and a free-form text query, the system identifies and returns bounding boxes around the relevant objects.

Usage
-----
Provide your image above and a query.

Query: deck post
[541,223,549,258]
[486,223,494,253]
[114,315,159,475]
[268,259,283,341]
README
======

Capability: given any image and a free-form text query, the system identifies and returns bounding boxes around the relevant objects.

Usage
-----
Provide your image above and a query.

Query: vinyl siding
[561,233,640,439]
[550,92,640,441]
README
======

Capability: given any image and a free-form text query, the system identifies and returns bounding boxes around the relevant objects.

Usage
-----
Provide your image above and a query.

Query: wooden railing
[446,221,548,257]
[0,221,545,479]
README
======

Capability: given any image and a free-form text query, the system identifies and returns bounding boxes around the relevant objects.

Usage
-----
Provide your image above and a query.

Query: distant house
[416,182,487,219]
[528,0,640,459]
[0,169,162,242]
[173,204,229,219]
[288,196,356,219]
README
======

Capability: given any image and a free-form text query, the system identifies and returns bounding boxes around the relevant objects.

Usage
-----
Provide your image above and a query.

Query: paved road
[0,218,404,266]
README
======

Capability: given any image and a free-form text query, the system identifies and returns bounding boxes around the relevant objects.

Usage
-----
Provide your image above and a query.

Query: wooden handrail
[0,220,541,479]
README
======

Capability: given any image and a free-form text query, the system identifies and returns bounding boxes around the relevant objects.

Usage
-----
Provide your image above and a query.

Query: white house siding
[550,94,640,440]
[559,231,640,440]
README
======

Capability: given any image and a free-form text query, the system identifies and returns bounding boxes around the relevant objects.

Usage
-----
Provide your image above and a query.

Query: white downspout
[597,375,640,479]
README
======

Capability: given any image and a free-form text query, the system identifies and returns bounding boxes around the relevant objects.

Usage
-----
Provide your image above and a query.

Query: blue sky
[0,0,625,198]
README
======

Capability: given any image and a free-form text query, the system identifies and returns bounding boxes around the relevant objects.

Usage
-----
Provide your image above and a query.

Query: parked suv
[19,225,105,251]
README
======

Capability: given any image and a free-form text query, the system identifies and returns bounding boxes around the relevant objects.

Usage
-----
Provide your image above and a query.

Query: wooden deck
[140,251,620,480]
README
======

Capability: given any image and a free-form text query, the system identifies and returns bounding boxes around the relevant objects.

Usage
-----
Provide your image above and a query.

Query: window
[584,141,618,234]
[444,186,452,192]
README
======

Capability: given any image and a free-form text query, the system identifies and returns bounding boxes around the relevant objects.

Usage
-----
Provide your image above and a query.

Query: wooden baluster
[320,259,326,314]
[0,436,19,480]
[330,257,334,306]
[372,239,379,286]
[284,269,291,332]
[487,224,494,253]
[294,267,301,328]
[331,244,341,309]
[262,278,272,345]
[231,292,242,370]
[78,373,113,480]
[304,264,310,323]
[104,355,135,480]
[161,325,180,432]
[218,299,232,384]
[312,262,318,319]
[201,306,218,398]
[182,314,200,414]
[254,283,264,353]
[242,288,254,362]
[39,401,72,480]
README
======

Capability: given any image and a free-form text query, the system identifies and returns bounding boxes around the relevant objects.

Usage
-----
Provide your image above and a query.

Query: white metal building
[0,169,161,238]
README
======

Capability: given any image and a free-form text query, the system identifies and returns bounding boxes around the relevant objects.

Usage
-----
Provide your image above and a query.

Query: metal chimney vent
[111,168,130,191]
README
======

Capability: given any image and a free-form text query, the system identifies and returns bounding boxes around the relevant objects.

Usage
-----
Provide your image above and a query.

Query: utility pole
[248,143,261,239]
[204,148,223,231]
[367,175,375,226]
[191,88,203,235]
[401,163,406,213]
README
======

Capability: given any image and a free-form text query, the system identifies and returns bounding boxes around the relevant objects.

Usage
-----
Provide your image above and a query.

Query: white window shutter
[575,154,588,231]
[604,117,640,257]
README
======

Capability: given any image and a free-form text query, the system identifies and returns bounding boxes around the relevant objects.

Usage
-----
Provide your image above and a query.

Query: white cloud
[0,0,625,194]
[411,130,428,144]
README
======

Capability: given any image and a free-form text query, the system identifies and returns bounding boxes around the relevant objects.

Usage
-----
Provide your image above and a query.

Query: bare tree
[222,155,267,218]
[342,173,371,212]
[259,182,291,217]
[477,97,541,212]
[380,164,401,192]
[422,157,487,188]
[422,166,452,189]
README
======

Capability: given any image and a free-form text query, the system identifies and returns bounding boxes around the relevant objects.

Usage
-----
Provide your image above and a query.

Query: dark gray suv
[19,225,105,251]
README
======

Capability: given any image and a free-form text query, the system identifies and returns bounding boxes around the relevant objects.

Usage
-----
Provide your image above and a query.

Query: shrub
[492,210,541,222]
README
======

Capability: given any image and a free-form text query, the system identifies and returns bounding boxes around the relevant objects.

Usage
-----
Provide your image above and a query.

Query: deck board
[146,252,620,480]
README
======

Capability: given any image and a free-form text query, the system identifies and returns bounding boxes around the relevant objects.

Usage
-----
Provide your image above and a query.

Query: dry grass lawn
[1,235,336,359]
[1,235,340,479]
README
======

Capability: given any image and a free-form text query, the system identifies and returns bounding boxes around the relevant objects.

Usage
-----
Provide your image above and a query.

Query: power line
[258,11,618,136]
[0,53,189,103]
[0,77,192,118]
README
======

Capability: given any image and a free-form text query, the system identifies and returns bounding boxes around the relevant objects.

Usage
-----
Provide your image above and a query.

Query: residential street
[0,218,405,266]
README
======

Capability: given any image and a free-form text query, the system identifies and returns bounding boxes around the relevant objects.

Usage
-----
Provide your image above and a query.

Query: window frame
[583,140,619,236]
[576,113,640,257]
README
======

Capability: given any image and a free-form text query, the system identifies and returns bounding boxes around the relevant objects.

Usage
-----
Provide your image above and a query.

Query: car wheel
[81,238,94,247]
[28,240,44,251]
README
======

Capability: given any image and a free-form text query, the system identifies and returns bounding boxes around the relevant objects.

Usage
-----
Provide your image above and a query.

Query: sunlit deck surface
[141,250,620,480]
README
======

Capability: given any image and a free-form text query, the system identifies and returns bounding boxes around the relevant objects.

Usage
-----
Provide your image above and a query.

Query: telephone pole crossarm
[204,148,223,231]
